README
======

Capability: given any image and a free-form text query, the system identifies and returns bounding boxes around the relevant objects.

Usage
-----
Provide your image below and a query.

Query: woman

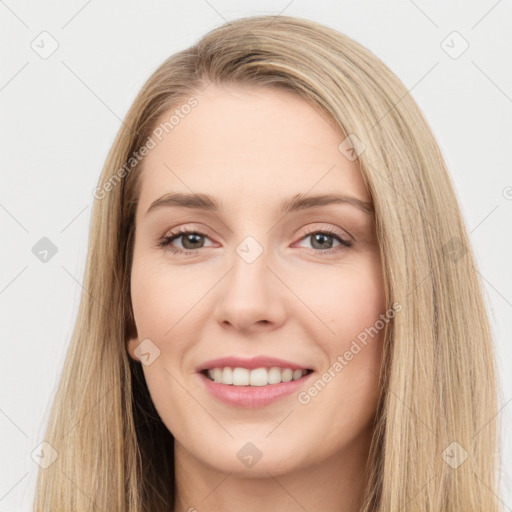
[33,14,502,511]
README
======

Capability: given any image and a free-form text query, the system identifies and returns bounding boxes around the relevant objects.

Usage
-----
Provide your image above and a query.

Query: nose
[212,245,287,334]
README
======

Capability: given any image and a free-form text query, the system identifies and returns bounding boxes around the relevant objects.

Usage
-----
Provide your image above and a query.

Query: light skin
[127,83,386,512]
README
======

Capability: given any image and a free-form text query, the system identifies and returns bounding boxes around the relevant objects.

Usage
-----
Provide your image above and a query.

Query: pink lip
[197,371,314,408]
[195,356,311,373]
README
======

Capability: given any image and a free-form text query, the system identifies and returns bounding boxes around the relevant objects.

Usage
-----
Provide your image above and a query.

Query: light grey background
[0,1,511,510]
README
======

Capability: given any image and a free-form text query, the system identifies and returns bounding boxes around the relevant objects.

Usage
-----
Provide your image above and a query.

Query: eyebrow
[145,192,374,216]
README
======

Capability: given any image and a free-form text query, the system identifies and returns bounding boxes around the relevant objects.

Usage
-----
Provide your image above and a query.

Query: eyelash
[157,226,353,256]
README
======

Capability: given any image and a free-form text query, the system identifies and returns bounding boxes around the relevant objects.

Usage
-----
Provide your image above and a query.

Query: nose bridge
[229,233,272,296]
[212,231,286,331]
[232,235,271,288]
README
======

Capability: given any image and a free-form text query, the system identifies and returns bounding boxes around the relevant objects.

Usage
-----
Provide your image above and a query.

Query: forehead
[136,84,370,214]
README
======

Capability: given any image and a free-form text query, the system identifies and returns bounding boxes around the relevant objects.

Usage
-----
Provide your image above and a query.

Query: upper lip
[195,356,312,373]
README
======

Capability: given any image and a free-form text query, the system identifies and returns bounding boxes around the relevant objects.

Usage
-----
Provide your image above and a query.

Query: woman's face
[127,83,386,476]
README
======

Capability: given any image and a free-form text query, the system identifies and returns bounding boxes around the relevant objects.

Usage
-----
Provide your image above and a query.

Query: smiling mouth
[200,367,314,386]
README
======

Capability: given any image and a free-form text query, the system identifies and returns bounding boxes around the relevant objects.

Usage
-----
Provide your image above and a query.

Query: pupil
[183,233,202,249]
[312,233,332,249]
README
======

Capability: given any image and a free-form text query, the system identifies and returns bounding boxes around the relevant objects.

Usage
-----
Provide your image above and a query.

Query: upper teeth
[206,367,308,386]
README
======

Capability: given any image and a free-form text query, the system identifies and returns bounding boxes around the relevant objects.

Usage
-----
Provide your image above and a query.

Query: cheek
[130,261,200,429]
[335,273,385,338]
[310,262,385,417]
[333,268,385,375]
[130,259,198,336]
[294,256,385,341]
[293,255,385,400]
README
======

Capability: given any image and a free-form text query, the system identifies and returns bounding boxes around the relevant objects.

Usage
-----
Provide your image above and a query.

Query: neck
[172,425,373,512]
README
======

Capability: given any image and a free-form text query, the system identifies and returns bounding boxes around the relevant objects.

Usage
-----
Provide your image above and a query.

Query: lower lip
[198,371,314,408]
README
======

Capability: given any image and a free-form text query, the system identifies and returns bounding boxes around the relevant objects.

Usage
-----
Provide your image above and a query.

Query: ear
[126,320,140,362]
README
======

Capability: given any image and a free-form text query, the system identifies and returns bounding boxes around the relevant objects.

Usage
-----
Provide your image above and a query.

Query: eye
[157,226,352,255]
[295,227,352,255]
[157,227,214,254]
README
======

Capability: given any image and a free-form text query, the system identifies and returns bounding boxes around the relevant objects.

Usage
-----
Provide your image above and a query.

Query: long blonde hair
[33,14,503,511]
